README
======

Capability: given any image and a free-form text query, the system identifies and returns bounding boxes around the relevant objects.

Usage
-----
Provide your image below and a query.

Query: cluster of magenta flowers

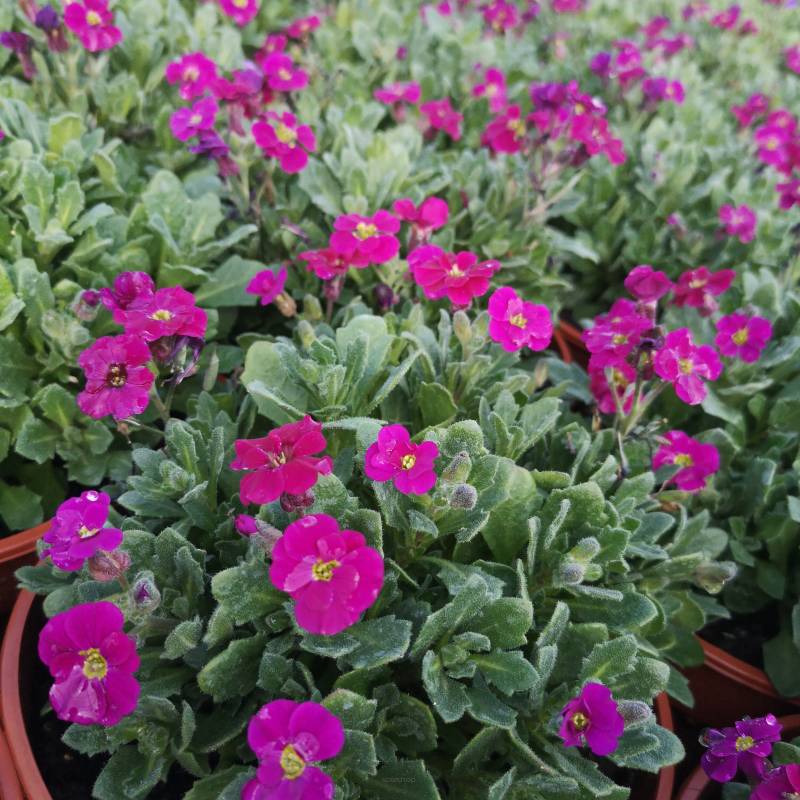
[165,13,321,177]
[373,79,464,140]
[701,714,800,799]
[585,263,773,493]
[77,271,207,420]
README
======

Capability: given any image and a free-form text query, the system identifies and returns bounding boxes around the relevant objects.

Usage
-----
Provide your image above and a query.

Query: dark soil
[700,606,781,670]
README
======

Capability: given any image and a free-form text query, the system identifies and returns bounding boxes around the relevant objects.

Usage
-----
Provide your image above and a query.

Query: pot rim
[0,724,24,800]
[0,522,48,564]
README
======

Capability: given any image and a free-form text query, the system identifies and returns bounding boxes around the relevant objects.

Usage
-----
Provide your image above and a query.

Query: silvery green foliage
[19,310,737,800]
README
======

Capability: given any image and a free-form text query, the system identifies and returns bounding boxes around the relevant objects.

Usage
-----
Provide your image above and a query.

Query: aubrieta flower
[252,111,316,173]
[35,5,70,52]
[570,113,626,164]
[483,0,520,32]
[588,357,636,415]
[653,431,720,492]
[285,14,321,39]
[583,299,650,366]
[754,125,792,173]
[719,203,757,243]
[121,287,207,342]
[41,490,123,572]
[482,105,528,154]
[731,93,770,128]
[38,602,140,727]
[231,416,333,505]
[218,0,259,26]
[420,98,463,141]
[190,129,239,176]
[611,40,646,89]
[169,97,218,142]
[654,328,723,405]
[261,52,309,93]
[269,514,384,634]
[99,271,155,321]
[64,0,122,52]
[330,211,400,265]
[559,683,624,756]
[715,313,773,362]
[624,264,673,302]
[710,4,741,29]
[365,424,439,495]
[642,77,685,105]
[488,286,553,352]
[393,196,449,240]
[0,32,36,80]
[373,81,421,105]
[77,335,154,420]
[166,53,219,100]
[777,177,800,209]
[472,67,508,113]
[409,245,500,307]
[299,247,364,279]
[751,764,800,800]
[244,700,344,800]
[235,514,260,535]
[672,267,736,314]
[246,267,289,307]
[552,0,585,10]
[786,44,800,73]
[701,715,782,783]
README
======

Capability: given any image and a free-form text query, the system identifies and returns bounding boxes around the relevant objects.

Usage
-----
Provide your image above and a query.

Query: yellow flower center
[486,83,498,97]
[574,103,586,114]
[449,265,465,277]
[280,744,306,780]
[612,333,628,345]
[735,735,755,752]
[732,328,749,346]
[679,358,694,375]
[673,453,693,468]
[151,309,173,321]
[507,118,526,139]
[611,370,629,387]
[275,122,297,144]
[278,68,292,81]
[80,648,108,680]
[86,10,102,25]
[106,364,127,388]
[184,66,200,82]
[355,222,378,240]
[78,526,100,539]
[765,138,778,151]
[688,278,707,289]
[401,453,417,470]
[190,113,202,126]
[233,0,249,7]
[311,559,340,582]
[509,313,527,328]
[571,711,589,731]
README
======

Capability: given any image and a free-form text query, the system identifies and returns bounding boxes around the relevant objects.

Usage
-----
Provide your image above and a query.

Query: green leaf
[211,562,285,624]
[419,382,458,427]
[471,650,538,695]
[333,730,378,776]
[195,256,269,307]
[14,417,59,464]
[579,636,638,683]
[422,651,468,723]
[0,480,43,530]
[162,618,203,660]
[36,384,77,428]
[323,689,377,731]
[92,746,164,800]
[763,630,800,697]
[343,616,412,669]
[197,635,266,701]
[48,113,86,154]
[0,338,34,399]
[363,760,442,800]
[471,598,533,650]
[183,768,252,800]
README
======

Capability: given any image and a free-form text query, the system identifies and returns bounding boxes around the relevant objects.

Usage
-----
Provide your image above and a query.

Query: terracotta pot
[0,725,23,800]
[0,523,47,619]
[629,692,676,800]
[676,714,800,799]
[553,320,589,367]
[1,590,52,800]
[678,637,800,727]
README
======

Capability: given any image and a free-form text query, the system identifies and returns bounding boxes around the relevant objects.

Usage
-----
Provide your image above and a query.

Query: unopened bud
[441,451,472,483]
[303,294,323,321]
[693,561,737,595]
[235,514,260,536]
[569,537,601,563]
[453,310,472,346]
[72,289,101,321]
[450,484,478,509]
[275,292,297,318]
[297,319,316,349]
[557,560,586,586]
[88,549,131,583]
[131,571,161,613]
[374,283,400,310]
[280,490,315,513]
[618,700,652,726]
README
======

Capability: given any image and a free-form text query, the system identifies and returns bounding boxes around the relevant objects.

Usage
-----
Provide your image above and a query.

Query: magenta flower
[754,125,792,172]
[330,211,400,265]
[252,111,316,174]
[624,264,673,302]
[99,271,155,322]
[654,328,723,405]
[165,53,218,100]
[374,81,421,105]
[642,77,685,104]
[120,287,207,342]
[299,247,364,279]
[777,178,800,209]
[261,52,309,93]
[552,0,585,10]
[41,490,123,572]
[472,67,508,113]
[38,602,140,727]
[219,0,259,26]
[570,114,626,164]
[588,357,636,415]
[77,335,154,420]
[731,93,770,128]
[269,514,384,634]
[715,313,773,362]
[169,97,218,142]
[393,197,449,240]
[244,700,344,800]
[559,683,624,756]
[235,514,260,536]
[672,267,736,314]
[482,105,528,154]
[702,715,782,783]
[752,765,800,800]
[409,245,499,307]
[786,44,800,73]
[64,0,121,51]
[710,4,741,29]
[420,98,463,141]
[286,15,321,39]
[231,416,333,505]
[364,424,439,495]
[0,32,36,80]
[583,299,651,366]
[246,267,288,306]
[653,431,720,492]
[488,287,553,352]
[719,204,757,243]
[483,0,520,32]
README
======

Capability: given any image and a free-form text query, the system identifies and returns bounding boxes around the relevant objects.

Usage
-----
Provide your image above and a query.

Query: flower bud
[374,283,400,310]
[453,310,472,346]
[280,490,315,513]
[131,571,161,613]
[450,484,478,509]
[72,289,101,321]
[569,537,601,563]
[693,561,737,594]
[275,292,297,318]
[88,549,131,583]
[557,560,585,586]
[235,514,260,535]
[441,451,472,483]
[297,319,316,349]
[618,700,652,726]
[303,294,323,321]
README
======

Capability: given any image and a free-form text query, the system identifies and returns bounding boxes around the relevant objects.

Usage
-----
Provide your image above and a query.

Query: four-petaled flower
[715,313,773,362]
[409,245,500,307]
[420,98,463,141]
[252,111,316,173]
[672,267,736,315]
[583,298,650,366]
[559,682,624,756]
[624,264,673,302]
[653,431,720,492]
[64,0,122,51]
[261,52,309,92]
[246,267,288,306]
[653,328,723,405]
[482,105,528,154]
[99,271,155,322]
[330,211,401,265]
[269,514,384,634]
[702,715,782,783]
[165,53,219,100]
[719,203,757,243]
[751,764,800,800]
[170,97,218,142]
[488,287,553,352]
[364,424,439,495]
[120,287,208,342]
[374,81,421,105]
[219,0,259,27]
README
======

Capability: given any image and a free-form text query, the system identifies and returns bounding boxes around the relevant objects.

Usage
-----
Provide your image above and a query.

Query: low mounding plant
[19,302,740,800]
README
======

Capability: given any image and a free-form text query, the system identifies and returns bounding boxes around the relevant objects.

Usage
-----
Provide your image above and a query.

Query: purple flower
[752,764,800,800]
[715,313,773,362]
[246,267,288,306]
[364,424,439,495]
[701,715,782,783]
[719,204,757,243]
[235,514,260,535]
[653,431,720,492]
[624,264,673,302]
[170,97,218,142]
[99,271,155,322]
[559,682,625,756]
[0,32,36,79]
[654,328,723,405]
